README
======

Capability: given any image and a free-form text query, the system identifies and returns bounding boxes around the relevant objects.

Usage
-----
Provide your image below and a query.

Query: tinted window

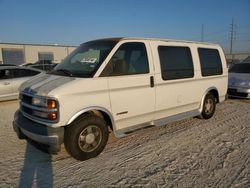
[12,69,40,78]
[198,48,222,76]
[101,42,149,76]
[30,64,56,71]
[0,68,39,79]
[158,46,194,80]
[0,69,11,79]
[229,63,250,73]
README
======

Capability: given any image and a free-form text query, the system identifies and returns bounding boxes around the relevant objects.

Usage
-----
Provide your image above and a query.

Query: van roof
[89,37,219,47]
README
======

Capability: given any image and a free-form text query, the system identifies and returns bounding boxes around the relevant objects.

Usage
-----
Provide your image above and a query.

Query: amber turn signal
[48,112,57,120]
[47,99,57,109]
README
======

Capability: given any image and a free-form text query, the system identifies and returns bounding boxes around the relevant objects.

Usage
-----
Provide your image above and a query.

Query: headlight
[32,97,47,107]
[32,97,57,109]
[31,97,58,121]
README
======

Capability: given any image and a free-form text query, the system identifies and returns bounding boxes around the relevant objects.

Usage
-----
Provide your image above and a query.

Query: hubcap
[78,125,102,152]
[204,98,213,114]
[85,133,95,144]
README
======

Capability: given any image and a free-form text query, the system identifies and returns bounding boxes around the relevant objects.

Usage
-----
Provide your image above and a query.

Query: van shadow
[18,140,53,188]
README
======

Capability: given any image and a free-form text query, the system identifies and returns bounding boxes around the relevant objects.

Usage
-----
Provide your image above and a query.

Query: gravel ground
[0,99,249,188]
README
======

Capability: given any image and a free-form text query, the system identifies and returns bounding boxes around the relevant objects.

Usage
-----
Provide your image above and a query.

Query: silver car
[228,63,250,99]
[0,65,43,101]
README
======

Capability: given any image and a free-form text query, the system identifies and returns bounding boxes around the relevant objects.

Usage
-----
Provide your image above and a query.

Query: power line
[237,32,250,35]
[229,19,236,59]
[205,29,228,37]
[236,39,250,42]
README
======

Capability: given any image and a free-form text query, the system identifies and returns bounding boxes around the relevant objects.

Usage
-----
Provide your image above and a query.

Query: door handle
[150,76,154,88]
[4,82,10,85]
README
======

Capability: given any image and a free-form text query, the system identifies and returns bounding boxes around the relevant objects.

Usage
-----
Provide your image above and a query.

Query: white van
[13,38,228,160]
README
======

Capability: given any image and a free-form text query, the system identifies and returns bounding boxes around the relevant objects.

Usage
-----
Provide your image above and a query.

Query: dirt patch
[0,99,249,187]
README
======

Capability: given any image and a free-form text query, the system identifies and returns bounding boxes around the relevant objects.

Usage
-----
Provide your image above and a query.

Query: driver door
[101,41,155,132]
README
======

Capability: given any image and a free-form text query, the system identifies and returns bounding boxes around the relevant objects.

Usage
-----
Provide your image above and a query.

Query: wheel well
[72,110,113,130]
[209,89,219,103]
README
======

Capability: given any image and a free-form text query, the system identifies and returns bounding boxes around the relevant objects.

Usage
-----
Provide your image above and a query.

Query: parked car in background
[227,59,241,69]
[228,62,250,99]
[0,64,17,66]
[22,60,57,72]
[0,66,43,101]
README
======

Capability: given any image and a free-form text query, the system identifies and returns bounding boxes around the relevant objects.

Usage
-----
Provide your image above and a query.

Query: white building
[0,43,77,65]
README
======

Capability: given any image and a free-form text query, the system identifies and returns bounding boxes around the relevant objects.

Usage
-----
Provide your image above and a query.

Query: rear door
[150,41,199,121]
[100,41,155,131]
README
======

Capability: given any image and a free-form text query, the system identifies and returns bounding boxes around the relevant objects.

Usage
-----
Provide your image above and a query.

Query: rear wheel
[64,114,109,161]
[200,93,216,119]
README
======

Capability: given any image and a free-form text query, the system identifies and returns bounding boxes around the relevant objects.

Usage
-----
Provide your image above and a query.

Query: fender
[199,87,218,113]
[66,106,117,131]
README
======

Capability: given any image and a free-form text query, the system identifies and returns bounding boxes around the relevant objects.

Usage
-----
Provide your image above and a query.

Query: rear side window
[12,69,40,78]
[198,48,222,76]
[158,46,194,80]
[0,69,11,79]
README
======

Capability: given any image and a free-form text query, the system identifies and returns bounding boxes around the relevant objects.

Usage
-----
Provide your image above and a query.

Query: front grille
[21,105,33,115]
[20,93,33,116]
[21,93,32,105]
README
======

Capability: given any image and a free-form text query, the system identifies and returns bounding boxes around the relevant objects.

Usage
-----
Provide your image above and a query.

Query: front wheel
[199,93,216,119]
[64,114,109,161]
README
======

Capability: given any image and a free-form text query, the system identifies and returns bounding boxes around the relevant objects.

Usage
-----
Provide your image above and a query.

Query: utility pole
[201,24,204,42]
[229,19,236,62]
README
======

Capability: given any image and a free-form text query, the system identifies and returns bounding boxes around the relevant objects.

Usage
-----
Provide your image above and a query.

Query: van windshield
[50,40,117,77]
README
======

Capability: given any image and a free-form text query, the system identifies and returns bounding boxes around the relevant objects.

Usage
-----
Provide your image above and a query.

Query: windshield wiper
[55,69,73,77]
[48,69,91,78]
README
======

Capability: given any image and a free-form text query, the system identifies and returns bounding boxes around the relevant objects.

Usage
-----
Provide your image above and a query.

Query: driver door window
[101,42,149,76]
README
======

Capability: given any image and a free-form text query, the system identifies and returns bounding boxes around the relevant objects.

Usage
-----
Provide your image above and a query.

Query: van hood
[20,74,75,96]
[228,72,250,87]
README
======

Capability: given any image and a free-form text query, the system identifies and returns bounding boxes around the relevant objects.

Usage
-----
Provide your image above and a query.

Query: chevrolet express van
[13,38,228,160]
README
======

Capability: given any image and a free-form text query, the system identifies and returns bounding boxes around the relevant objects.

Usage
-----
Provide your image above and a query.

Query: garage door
[2,48,25,65]
[38,52,54,61]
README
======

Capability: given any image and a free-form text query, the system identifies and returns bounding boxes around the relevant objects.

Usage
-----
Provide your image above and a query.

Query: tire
[199,93,216,119]
[64,114,109,161]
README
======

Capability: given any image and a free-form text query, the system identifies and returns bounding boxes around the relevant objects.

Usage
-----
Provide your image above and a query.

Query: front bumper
[13,110,64,152]
[227,87,250,99]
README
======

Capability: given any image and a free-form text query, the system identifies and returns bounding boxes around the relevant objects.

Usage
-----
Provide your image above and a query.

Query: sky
[0,0,249,53]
